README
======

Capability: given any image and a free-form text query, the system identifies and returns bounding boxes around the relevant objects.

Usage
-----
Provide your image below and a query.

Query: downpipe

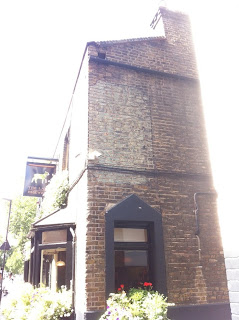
[193,192,217,263]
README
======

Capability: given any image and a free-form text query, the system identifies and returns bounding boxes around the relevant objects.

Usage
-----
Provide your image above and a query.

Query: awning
[33,206,76,228]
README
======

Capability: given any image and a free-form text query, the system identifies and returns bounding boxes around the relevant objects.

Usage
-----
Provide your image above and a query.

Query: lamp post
[0,198,12,306]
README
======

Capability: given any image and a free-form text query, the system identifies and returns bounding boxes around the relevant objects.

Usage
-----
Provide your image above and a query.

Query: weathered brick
[56,6,229,316]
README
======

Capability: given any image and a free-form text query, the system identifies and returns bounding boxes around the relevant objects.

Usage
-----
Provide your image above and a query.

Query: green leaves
[5,195,38,274]
[5,246,24,274]
[100,287,171,320]
[10,196,38,241]
[4,170,69,274]
[2,284,73,320]
[41,170,69,216]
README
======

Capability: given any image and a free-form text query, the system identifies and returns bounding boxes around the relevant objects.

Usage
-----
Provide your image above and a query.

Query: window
[29,227,73,290]
[105,194,167,296]
[114,228,147,242]
[62,129,70,171]
[114,227,151,290]
[42,230,67,244]
[40,229,68,290]
[40,248,66,290]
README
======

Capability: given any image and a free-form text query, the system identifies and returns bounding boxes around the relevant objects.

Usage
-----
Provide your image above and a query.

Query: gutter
[89,55,199,82]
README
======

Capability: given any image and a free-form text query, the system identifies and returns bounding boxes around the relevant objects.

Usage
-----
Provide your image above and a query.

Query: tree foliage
[10,196,38,251]
[4,171,69,274]
[5,246,23,274]
[6,195,38,274]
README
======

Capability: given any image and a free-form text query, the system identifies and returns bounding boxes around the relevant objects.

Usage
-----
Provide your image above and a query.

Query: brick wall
[84,170,228,309]
[88,8,197,79]
[68,6,229,318]
[88,61,209,174]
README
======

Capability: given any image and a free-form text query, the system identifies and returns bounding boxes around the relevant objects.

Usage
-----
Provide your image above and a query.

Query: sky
[0,0,238,252]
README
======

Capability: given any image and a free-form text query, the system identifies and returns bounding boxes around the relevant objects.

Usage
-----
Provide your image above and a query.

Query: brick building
[28,7,230,320]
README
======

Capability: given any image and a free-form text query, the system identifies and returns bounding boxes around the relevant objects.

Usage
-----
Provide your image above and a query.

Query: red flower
[120,284,124,289]
[143,282,152,287]
[118,287,122,291]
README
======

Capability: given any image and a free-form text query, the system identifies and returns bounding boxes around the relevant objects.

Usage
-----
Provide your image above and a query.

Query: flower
[120,284,124,289]
[100,287,172,320]
[143,282,152,287]
[2,284,73,320]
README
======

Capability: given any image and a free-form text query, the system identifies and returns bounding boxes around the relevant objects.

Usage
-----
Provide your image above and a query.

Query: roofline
[31,223,76,232]
[73,33,166,97]
[32,207,61,227]
[54,6,189,157]
[90,35,165,46]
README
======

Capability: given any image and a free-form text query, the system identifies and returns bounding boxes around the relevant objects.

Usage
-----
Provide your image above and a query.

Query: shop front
[25,207,75,292]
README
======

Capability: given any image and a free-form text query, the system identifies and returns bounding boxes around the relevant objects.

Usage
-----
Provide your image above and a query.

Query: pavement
[0,276,24,319]
[0,293,9,319]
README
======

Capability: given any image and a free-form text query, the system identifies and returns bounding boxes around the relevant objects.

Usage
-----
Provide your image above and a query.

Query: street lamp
[0,198,12,306]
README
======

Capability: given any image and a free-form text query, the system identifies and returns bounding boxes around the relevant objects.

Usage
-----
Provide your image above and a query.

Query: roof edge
[32,207,61,227]
[88,35,166,46]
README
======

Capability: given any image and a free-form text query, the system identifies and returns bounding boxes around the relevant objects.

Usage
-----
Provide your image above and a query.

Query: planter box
[61,313,74,320]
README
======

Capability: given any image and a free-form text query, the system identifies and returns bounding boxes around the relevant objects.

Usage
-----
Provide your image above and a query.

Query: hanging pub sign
[23,161,56,197]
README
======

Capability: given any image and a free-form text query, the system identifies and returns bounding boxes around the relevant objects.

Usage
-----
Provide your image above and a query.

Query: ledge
[89,56,199,83]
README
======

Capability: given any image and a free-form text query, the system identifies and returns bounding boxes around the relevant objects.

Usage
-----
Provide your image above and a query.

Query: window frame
[62,129,70,171]
[114,223,153,290]
[40,248,67,290]
[105,194,167,297]
[29,226,73,290]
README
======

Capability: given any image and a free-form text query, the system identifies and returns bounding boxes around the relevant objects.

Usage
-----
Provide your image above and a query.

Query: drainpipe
[32,234,37,286]
[193,192,217,262]
[70,227,76,317]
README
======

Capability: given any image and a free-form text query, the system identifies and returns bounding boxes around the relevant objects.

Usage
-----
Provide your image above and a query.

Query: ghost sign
[23,162,56,197]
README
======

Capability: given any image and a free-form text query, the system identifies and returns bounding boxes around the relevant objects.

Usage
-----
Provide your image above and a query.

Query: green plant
[3,195,39,274]
[41,170,69,216]
[5,246,23,274]
[100,284,171,320]
[2,283,73,320]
